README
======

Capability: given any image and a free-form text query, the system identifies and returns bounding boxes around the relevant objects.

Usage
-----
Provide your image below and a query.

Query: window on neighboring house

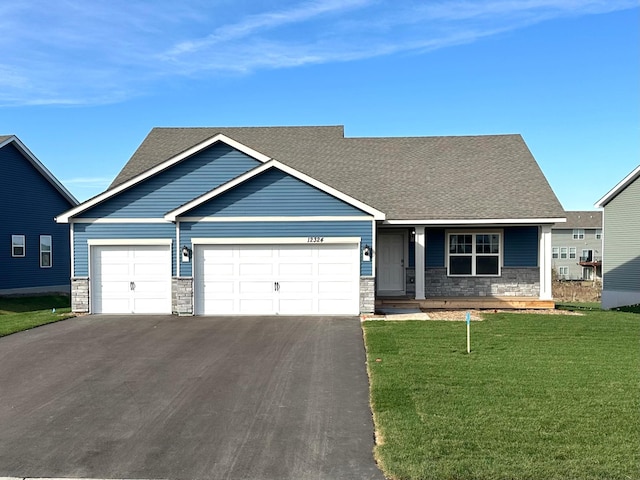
[40,235,52,268]
[595,229,602,240]
[11,235,25,257]
[569,247,576,259]
[552,247,559,259]
[558,266,569,278]
[560,247,568,259]
[448,232,501,276]
[573,229,585,240]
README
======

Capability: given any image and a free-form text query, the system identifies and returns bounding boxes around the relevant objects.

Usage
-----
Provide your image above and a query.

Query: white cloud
[0,0,637,106]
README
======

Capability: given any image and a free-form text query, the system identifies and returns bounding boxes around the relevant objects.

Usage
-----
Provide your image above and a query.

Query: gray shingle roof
[109,125,565,221]
[554,211,602,229]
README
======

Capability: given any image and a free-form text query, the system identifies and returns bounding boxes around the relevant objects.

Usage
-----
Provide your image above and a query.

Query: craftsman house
[1,135,78,294]
[57,126,565,315]
[596,165,640,309]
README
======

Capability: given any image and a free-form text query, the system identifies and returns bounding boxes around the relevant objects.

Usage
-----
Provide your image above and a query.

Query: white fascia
[164,159,386,222]
[383,218,566,226]
[2,136,79,206]
[56,133,272,223]
[595,164,640,208]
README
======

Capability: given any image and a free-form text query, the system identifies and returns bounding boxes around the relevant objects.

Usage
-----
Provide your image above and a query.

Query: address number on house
[307,237,324,243]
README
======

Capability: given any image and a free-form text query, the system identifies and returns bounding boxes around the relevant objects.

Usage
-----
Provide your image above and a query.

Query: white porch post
[539,225,553,300]
[414,226,426,300]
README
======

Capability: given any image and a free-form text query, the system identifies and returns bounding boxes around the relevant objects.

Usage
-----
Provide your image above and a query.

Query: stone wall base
[71,277,90,313]
[424,267,540,297]
[172,277,194,315]
[360,277,375,314]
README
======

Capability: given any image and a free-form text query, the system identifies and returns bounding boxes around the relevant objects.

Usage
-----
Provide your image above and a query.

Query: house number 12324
[307,237,324,243]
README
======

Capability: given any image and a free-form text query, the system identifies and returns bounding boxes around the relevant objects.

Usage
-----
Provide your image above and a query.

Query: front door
[377,232,405,295]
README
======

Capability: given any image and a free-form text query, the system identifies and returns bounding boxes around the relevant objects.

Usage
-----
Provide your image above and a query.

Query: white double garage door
[91,242,360,315]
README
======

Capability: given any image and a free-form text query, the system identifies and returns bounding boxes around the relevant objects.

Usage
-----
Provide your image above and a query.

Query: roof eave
[1,136,79,206]
[595,164,640,208]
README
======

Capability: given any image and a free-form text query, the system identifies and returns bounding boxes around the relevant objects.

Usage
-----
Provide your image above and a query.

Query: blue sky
[1,0,638,210]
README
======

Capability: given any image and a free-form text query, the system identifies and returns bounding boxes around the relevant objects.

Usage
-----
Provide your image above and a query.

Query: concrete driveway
[0,315,384,480]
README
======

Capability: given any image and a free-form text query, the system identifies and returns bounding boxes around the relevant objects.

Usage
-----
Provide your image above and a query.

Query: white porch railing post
[415,226,426,300]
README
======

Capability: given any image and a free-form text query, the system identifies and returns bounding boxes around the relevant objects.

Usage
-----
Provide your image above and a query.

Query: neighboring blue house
[1,135,78,294]
[57,126,565,315]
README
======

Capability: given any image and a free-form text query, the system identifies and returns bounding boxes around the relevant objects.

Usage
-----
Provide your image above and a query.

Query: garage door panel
[239,299,275,314]
[195,243,359,315]
[278,299,314,315]
[319,263,353,275]
[91,245,171,314]
[278,262,313,275]
[279,280,313,293]
[239,281,273,294]
[239,263,274,275]
[318,299,354,314]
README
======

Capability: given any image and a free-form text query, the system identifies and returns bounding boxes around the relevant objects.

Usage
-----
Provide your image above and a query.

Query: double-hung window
[573,229,585,240]
[40,235,52,268]
[595,229,602,240]
[560,247,568,259]
[448,232,501,276]
[11,235,25,257]
[552,247,559,259]
[569,247,576,259]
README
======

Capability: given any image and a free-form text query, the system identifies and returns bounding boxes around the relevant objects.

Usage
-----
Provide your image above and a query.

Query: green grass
[0,295,74,337]
[364,311,640,480]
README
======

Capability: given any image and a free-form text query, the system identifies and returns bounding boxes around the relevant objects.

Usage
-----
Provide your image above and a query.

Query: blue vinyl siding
[427,229,446,268]
[179,220,374,276]
[0,143,75,290]
[503,226,538,267]
[79,144,261,219]
[73,223,176,276]
[185,168,368,217]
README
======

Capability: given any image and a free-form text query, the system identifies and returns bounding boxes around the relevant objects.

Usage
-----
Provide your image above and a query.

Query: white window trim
[40,235,52,268]
[11,235,25,258]
[446,230,503,277]
[569,247,576,259]
[560,247,568,259]
[572,229,585,240]
[595,229,602,240]
[558,266,569,276]
[552,247,559,259]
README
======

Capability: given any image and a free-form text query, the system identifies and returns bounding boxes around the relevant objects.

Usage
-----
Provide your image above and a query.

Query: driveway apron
[0,315,384,480]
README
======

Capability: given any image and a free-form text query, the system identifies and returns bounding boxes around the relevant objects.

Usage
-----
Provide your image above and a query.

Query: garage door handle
[130,281,135,291]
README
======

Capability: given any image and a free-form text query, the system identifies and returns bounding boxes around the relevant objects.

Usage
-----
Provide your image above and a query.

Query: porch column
[539,225,553,300]
[414,226,426,300]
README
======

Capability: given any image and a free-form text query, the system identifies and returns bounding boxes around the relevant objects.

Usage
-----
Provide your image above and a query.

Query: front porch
[376,296,556,311]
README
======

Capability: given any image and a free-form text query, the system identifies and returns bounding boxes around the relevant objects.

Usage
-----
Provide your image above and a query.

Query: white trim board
[164,160,385,221]
[384,218,566,226]
[191,237,361,245]
[70,218,171,224]
[178,216,374,222]
[87,239,173,246]
[595,164,640,207]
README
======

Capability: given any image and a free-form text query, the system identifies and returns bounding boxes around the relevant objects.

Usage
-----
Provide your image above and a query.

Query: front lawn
[0,295,74,337]
[364,311,639,480]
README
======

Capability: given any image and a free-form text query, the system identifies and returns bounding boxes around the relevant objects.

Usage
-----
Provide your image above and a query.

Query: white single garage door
[91,245,172,314]
[194,243,360,315]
